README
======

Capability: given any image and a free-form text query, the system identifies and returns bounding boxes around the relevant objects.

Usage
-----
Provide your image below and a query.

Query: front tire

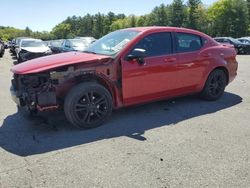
[201,69,227,101]
[64,82,112,129]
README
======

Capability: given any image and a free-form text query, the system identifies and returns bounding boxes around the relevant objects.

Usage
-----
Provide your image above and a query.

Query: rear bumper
[228,60,238,83]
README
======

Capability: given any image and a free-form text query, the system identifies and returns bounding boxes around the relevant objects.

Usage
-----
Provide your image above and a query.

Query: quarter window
[131,32,173,57]
[176,33,203,53]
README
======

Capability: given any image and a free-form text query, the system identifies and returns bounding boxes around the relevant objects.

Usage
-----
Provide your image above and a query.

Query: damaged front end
[10,72,58,112]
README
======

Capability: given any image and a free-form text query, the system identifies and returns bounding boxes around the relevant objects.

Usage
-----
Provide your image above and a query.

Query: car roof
[21,38,42,42]
[238,37,250,40]
[123,26,210,38]
[16,37,31,39]
[214,37,230,39]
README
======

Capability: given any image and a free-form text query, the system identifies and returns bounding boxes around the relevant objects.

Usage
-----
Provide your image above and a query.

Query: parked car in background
[10,27,238,129]
[9,39,16,54]
[47,39,63,54]
[0,40,5,57]
[214,37,250,54]
[61,39,93,52]
[3,41,8,49]
[12,37,32,57]
[237,37,250,45]
[74,37,96,44]
[17,38,52,63]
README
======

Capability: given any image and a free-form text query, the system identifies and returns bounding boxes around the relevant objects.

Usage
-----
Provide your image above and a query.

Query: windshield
[239,39,250,44]
[21,40,46,47]
[229,38,242,44]
[69,39,88,47]
[50,40,63,47]
[85,30,140,56]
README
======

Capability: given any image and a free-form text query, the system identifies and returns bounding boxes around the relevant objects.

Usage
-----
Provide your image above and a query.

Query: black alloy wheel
[64,82,112,129]
[201,69,227,101]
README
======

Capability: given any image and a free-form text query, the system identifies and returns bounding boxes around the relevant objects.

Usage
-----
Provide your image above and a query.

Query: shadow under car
[0,92,242,156]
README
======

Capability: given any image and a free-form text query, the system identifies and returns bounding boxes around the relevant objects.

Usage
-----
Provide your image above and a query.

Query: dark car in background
[9,39,16,54]
[17,38,52,63]
[237,37,250,45]
[46,39,63,54]
[4,41,8,49]
[214,37,250,54]
[0,40,5,57]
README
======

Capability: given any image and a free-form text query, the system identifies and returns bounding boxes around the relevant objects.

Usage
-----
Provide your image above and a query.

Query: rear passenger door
[174,32,208,89]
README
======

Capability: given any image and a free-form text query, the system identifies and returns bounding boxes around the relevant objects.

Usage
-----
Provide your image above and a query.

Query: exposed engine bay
[10,66,103,111]
[11,72,57,111]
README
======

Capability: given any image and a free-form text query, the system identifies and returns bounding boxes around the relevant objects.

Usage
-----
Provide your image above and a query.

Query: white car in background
[14,37,33,58]
[17,39,52,63]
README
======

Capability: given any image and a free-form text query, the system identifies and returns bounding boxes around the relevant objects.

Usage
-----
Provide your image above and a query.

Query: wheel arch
[72,73,118,107]
[199,65,229,92]
[211,66,229,85]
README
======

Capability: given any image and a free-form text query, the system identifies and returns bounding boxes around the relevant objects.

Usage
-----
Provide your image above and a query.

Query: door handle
[164,57,176,63]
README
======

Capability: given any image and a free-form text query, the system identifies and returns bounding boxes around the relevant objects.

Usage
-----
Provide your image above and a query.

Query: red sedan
[11,27,238,128]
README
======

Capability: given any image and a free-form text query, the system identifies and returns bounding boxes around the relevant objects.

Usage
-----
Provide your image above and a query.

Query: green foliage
[51,23,73,39]
[170,0,186,27]
[1,0,249,41]
[147,4,170,26]
[187,0,202,29]
[0,26,54,41]
[207,0,248,37]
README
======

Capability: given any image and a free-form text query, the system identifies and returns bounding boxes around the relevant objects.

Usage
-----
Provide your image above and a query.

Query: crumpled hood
[21,46,50,53]
[11,52,111,74]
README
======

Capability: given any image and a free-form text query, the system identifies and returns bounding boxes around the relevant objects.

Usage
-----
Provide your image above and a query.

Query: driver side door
[121,32,179,105]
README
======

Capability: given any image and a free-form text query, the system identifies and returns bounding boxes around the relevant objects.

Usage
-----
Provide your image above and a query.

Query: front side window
[176,33,203,53]
[130,32,172,57]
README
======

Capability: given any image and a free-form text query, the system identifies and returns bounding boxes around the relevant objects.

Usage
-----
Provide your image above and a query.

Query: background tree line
[1,0,250,41]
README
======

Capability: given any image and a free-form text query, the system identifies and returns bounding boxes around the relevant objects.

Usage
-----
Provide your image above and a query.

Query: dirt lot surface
[0,50,249,188]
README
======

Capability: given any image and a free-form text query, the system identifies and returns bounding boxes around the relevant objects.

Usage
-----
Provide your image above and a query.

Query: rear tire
[201,69,227,101]
[64,82,112,129]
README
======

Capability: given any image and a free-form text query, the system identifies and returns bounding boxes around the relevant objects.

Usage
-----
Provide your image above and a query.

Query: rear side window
[176,33,203,53]
[131,32,172,57]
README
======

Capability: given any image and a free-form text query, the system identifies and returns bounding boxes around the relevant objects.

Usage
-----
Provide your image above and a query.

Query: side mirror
[126,48,146,65]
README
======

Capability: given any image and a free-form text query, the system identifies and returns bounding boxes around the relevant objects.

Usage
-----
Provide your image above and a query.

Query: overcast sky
[1,0,217,31]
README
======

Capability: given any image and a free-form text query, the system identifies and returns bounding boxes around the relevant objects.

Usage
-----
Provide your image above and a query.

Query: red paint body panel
[11,27,238,109]
[11,52,110,74]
